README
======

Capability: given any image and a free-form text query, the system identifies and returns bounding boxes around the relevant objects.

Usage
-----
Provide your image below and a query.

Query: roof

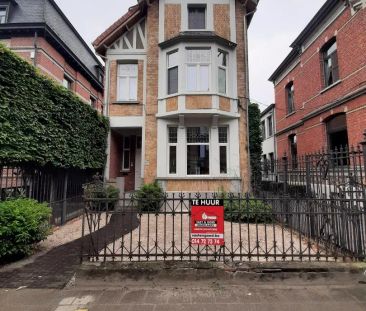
[94,0,260,56]
[0,0,104,91]
[260,104,275,117]
[269,0,345,82]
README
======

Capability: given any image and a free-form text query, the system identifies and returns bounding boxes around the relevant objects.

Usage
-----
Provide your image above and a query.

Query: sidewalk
[0,278,365,311]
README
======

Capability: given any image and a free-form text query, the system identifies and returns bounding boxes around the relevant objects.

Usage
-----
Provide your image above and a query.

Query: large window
[188,5,206,30]
[218,50,228,94]
[167,51,179,95]
[186,49,210,92]
[0,7,7,24]
[219,127,228,174]
[322,38,339,88]
[117,64,138,101]
[187,127,210,175]
[168,127,178,174]
[286,82,295,114]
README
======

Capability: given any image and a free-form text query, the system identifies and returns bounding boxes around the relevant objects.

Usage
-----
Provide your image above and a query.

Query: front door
[134,136,142,189]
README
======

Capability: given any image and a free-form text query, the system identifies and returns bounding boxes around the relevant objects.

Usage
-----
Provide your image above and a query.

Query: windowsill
[113,101,140,105]
[159,93,236,101]
[157,176,242,180]
[285,111,296,118]
[320,80,342,94]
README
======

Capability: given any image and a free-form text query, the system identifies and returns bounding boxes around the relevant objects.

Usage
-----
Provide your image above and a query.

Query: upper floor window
[286,81,295,114]
[186,49,210,92]
[0,7,7,24]
[63,75,73,90]
[218,50,228,94]
[267,115,273,137]
[188,4,206,30]
[350,0,366,14]
[90,96,97,109]
[322,38,339,88]
[117,64,137,101]
[261,120,266,139]
[167,50,179,95]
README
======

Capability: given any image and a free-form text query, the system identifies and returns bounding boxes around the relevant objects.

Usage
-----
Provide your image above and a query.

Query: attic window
[350,0,365,14]
[0,7,8,24]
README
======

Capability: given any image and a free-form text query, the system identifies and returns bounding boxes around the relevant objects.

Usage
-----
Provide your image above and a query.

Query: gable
[109,18,146,51]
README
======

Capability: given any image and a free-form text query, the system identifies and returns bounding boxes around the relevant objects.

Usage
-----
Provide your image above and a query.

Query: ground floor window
[187,127,210,175]
[122,136,131,171]
[168,127,178,174]
[219,127,228,174]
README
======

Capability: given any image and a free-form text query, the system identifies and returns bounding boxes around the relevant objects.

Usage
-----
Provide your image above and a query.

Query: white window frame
[186,48,211,92]
[350,0,366,14]
[186,126,210,176]
[62,74,73,90]
[218,126,229,175]
[267,115,273,137]
[122,136,131,172]
[218,49,228,95]
[167,50,179,95]
[117,63,138,102]
[168,127,178,175]
[0,6,8,24]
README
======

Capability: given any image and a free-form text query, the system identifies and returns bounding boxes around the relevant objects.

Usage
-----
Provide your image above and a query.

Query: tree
[248,103,263,190]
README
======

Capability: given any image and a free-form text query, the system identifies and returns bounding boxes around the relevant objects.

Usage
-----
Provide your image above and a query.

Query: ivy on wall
[0,44,109,169]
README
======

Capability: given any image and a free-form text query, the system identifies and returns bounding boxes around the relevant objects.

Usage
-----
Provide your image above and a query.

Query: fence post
[305,155,312,196]
[61,171,68,225]
[360,130,366,258]
[282,153,289,224]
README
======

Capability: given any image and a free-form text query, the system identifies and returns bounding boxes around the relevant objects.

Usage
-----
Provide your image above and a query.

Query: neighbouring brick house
[0,0,104,112]
[269,0,366,160]
[93,0,259,193]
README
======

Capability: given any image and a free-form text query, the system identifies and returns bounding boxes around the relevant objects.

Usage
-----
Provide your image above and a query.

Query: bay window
[117,64,138,101]
[218,50,228,94]
[187,127,210,175]
[219,127,228,174]
[168,127,178,174]
[0,7,7,24]
[186,49,211,92]
[167,50,179,95]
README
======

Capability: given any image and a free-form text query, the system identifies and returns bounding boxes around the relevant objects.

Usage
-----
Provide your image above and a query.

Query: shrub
[83,178,120,211]
[222,194,273,223]
[0,199,51,262]
[135,182,164,213]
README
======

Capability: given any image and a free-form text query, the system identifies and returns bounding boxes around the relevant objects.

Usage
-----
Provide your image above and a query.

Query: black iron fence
[259,146,366,200]
[80,192,366,263]
[0,166,96,225]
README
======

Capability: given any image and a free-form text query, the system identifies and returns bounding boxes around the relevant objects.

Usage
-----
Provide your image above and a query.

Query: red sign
[190,199,224,246]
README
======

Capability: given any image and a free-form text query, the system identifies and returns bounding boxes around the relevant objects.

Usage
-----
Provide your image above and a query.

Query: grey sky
[55,0,327,109]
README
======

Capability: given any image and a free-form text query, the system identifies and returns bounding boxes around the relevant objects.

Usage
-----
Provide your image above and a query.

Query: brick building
[0,0,104,112]
[94,0,259,192]
[269,0,366,159]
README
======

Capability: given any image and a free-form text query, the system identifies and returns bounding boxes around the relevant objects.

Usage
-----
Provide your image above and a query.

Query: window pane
[129,77,137,100]
[129,64,138,76]
[218,127,228,143]
[187,145,209,175]
[187,49,211,63]
[169,146,177,174]
[123,150,130,170]
[218,67,226,94]
[218,51,227,67]
[220,146,227,174]
[169,127,178,143]
[187,65,197,91]
[168,51,179,68]
[0,8,6,24]
[168,67,178,94]
[118,64,130,76]
[118,77,128,100]
[199,65,209,91]
[188,6,206,29]
[187,127,209,143]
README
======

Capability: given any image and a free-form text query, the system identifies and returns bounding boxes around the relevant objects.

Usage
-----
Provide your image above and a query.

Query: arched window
[322,38,339,87]
[326,113,348,151]
[285,81,295,114]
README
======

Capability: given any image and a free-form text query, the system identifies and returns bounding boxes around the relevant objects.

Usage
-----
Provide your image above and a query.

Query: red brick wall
[274,7,366,155]
[8,36,104,113]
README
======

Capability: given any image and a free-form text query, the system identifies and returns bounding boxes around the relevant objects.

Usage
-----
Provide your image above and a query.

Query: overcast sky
[55,0,327,110]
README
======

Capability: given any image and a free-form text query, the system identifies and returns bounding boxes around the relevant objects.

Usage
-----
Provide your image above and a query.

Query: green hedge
[0,199,51,262]
[0,44,109,169]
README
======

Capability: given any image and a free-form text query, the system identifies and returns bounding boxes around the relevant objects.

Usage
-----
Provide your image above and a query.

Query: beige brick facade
[166,96,178,112]
[219,96,231,112]
[214,4,231,41]
[186,95,212,110]
[144,0,160,184]
[164,179,239,192]
[165,4,181,41]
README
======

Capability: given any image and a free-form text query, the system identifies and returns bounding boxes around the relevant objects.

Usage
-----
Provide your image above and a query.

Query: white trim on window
[0,6,9,24]
[117,63,138,102]
[186,48,211,92]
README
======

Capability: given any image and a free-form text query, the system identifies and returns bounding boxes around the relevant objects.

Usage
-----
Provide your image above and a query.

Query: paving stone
[120,290,148,303]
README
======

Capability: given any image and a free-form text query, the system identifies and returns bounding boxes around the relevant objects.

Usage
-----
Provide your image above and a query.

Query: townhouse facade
[269,0,366,159]
[0,0,104,112]
[94,0,259,192]
[261,104,276,164]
